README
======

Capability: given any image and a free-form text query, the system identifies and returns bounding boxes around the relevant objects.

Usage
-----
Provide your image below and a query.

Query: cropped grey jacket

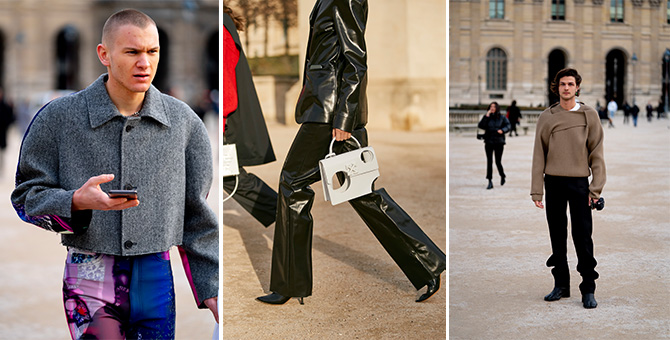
[11,74,218,307]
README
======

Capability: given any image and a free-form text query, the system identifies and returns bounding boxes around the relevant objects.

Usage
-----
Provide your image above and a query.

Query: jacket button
[126,125,133,132]
[124,240,134,249]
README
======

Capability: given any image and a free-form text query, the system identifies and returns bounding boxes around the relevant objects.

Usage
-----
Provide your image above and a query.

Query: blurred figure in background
[506,100,522,137]
[0,87,15,177]
[222,3,278,227]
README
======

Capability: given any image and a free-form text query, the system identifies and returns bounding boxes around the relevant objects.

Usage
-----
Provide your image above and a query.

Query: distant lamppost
[664,49,670,114]
[631,53,637,104]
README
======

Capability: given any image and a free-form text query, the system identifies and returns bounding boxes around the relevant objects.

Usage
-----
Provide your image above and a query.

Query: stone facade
[0,0,218,109]
[278,0,447,130]
[261,0,446,130]
[449,0,670,109]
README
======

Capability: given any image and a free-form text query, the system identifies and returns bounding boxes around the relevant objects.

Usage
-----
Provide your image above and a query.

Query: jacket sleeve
[586,109,606,199]
[179,119,219,309]
[501,117,511,133]
[331,0,368,132]
[11,103,91,234]
[530,114,548,201]
[477,115,489,130]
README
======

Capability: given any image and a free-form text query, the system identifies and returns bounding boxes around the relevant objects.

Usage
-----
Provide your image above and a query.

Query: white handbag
[319,136,380,205]
[222,144,239,203]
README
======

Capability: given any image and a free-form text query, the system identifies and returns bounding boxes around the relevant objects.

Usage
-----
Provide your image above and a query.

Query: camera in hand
[590,197,605,211]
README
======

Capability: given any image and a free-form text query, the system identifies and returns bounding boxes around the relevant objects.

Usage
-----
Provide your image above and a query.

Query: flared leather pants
[268,123,446,297]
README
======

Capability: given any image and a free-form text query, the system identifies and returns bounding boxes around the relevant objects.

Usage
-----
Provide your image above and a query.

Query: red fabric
[222,26,240,135]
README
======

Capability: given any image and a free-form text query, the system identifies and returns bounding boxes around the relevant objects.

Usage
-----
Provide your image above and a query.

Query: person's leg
[484,143,494,180]
[224,167,278,227]
[494,144,505,182]
[566,178,598,296]
[268,123,332,298]
[349,189,446,291]
[544,176,570,291]
[63,250,130,340]
[127,252,176,340]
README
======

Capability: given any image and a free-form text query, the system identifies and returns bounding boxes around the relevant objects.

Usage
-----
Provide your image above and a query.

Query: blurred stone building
[0,0,218,116]
[450,0,670,110]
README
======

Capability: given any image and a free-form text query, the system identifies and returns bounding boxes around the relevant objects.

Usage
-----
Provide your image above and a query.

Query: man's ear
[97,44,110,67]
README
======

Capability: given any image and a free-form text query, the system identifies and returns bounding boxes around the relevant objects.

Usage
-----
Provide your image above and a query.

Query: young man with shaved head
[12,9,218,338]
[531,68,606,309]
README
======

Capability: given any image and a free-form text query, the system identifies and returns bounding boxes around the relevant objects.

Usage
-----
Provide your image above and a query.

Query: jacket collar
[86,74,171,129]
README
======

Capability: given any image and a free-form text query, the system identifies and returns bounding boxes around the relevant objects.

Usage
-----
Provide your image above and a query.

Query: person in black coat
[223,6,278,227]
[0,87,14,177]
[506,100,522,137]
[646,102,654,122]
[256,0,445,306]
[478,101,510,189]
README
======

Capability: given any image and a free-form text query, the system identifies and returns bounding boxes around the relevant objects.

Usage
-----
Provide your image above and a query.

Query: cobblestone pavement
[450,115,670,339]
[222,123,447,339]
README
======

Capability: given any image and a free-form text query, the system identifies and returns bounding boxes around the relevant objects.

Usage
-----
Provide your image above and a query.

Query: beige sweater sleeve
[586,108,606,198]
[530,112,549,201]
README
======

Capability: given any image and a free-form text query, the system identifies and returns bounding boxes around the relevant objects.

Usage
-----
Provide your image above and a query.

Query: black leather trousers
[223,167,278,227]
[268,123,446,297]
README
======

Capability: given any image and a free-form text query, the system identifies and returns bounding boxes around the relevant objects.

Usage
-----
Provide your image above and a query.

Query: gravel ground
[449,114,670,339]
[222,123,447,339]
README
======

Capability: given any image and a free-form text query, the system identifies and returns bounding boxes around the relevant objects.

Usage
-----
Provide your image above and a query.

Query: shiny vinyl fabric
[223,167,278,227]
[295,0,369,133]
[268,123,446,297]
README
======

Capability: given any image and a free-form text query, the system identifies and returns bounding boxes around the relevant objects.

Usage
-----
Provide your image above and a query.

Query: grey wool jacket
[11,74,218,308]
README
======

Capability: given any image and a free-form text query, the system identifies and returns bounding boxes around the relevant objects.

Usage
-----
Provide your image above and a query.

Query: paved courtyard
[449,114,670,339]
[222,123,447,339]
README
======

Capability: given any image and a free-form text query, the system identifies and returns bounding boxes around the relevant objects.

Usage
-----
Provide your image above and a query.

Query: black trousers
[269,123,446,297]
[485,143,505,180]
[223,167,278,227]
[544,175,598,294]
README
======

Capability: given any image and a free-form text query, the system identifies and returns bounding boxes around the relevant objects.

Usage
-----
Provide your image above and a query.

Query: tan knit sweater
[530,102,606,201]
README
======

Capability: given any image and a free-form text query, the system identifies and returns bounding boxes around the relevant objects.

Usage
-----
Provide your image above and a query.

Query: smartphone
[107,189,138,200]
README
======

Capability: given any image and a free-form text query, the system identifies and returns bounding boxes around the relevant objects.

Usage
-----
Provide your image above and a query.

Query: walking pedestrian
[646,102,654,122]
[506,100,522,137]
[607,98,617,127]
[223,4,278,227]
[478,101,510,189]
[256,0,446,306]
[631,102,639,127]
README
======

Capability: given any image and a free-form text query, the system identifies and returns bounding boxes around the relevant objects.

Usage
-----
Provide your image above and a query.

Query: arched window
[547,49,567,105]
[486,48,507,91]
[55,25,79,90]
[605,49,626,106]
[610,0,624,22]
